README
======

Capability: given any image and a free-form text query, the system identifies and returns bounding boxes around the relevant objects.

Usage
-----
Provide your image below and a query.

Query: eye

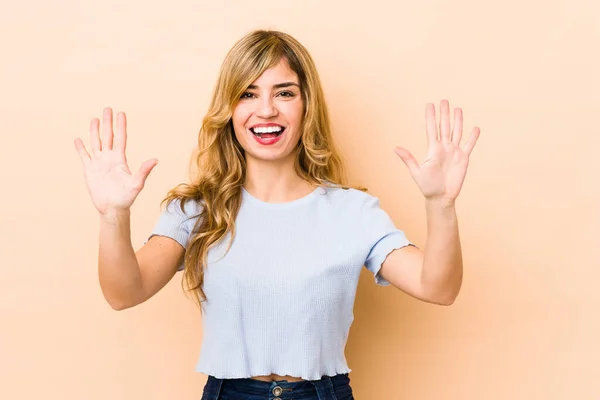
[278,91,296,98]
[240,92,255,99]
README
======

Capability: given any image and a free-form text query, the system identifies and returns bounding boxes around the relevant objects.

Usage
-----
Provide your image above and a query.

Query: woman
[74,30,480,400]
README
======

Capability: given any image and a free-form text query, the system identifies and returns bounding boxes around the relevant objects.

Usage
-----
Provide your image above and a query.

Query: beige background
[1,0,598,399]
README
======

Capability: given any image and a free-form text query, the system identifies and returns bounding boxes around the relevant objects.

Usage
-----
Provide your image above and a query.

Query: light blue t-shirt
[148,185,413,380]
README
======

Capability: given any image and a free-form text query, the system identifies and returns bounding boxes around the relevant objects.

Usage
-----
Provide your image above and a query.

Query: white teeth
[252,126,283,134]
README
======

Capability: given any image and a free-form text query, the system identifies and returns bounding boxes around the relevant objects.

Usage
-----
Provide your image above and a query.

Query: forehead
[249,58,299,87]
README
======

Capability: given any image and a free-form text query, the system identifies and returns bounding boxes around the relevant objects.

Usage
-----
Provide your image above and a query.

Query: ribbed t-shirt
[147,185,413,380]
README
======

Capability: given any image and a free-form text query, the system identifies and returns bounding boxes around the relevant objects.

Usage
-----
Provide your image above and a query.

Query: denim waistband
[204,373,351,399]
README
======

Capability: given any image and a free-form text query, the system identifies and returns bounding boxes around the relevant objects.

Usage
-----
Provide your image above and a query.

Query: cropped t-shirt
[147,185,413,380]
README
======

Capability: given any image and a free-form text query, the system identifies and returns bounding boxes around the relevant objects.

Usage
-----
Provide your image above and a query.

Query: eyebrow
[247,82,300,90]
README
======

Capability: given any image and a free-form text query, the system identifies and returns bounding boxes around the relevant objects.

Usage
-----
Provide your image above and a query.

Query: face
[231,58,304,165]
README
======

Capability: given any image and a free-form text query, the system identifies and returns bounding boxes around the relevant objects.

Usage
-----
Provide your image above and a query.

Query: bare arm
[420,201,462,303]
[74,107,182,310]
[98,209,184,310]
[385,99,480,305]
[379,200,461,306]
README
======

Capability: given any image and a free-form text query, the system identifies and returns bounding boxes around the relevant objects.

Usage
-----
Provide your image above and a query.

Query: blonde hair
[163,30,365,306]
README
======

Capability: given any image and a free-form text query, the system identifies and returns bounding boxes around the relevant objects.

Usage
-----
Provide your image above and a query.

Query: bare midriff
[250,373,304,382]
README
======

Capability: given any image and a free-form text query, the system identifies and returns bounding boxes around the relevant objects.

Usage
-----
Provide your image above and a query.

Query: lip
[247,122,286,146]
[250,128,284,146]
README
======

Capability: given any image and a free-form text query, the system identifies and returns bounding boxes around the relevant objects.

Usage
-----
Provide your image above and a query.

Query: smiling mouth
[250,126,285,139]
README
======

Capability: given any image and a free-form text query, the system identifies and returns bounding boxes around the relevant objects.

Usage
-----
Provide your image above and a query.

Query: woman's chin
[245,148,296,164]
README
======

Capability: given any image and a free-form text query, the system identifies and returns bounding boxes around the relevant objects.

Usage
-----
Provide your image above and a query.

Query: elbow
[109,300,133,311]
[439,289,461,306]
[100,282,143,311]
[426,277,462,306]
[435,295,457,306]
[102,291,140,311]
[426,294,457,306]
[424,287,460,306]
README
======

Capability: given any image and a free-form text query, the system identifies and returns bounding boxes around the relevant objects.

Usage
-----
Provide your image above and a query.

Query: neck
[243,156,314,203]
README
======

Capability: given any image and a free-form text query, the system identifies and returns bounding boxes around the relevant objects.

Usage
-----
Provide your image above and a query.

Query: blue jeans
[200,373,355,400]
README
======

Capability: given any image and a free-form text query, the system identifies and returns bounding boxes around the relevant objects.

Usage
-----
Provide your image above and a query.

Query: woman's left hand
[394,99,480,205]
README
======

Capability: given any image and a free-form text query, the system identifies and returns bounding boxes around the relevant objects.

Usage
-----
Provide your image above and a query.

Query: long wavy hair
[163,30,365,307]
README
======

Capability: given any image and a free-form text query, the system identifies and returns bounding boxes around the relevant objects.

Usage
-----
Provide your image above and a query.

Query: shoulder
[315,186,382,221]
[163,197,203,219]
[320,185,376,207]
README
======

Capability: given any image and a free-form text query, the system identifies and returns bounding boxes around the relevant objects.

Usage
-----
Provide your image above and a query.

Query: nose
[255,96,278,118]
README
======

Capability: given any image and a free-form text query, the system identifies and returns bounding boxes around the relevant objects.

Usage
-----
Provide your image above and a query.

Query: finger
[114,111,127,158]
[462,127,481,156]
[440,99,451,143]
[394,147,420,176]
[132,158,159,190]
[89,118,101,154]
[451,108,463,146]
[74,138,91,167]
[425,103,438,146]
[101,107,114,151]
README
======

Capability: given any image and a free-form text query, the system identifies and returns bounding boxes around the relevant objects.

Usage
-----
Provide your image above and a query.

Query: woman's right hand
[74,107,158,218]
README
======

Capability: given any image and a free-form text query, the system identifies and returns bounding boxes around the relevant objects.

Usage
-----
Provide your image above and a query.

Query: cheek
[283,102,304,126]
[232,106,251,135]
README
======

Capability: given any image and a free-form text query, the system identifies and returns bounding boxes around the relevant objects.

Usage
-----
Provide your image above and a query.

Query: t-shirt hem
[196,367,352,381]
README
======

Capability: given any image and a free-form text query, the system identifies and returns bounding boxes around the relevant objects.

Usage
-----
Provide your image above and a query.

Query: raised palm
[74,108,158,216]
[394,100,480,204]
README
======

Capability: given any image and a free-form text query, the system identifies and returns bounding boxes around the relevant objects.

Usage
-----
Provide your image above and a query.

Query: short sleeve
[361,195,414,286]
[145,198,201,271]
